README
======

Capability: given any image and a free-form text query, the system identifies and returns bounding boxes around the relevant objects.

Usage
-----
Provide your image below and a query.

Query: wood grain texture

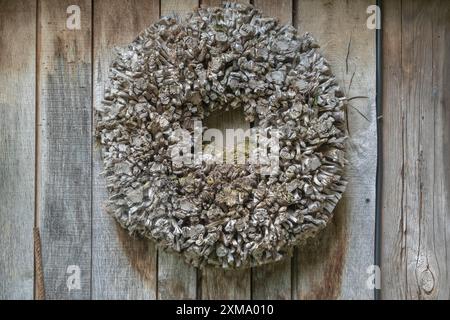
[200,267,251,300]
[382,0,450,300]
[2,0,449,301]
[157,0,199,300]
[252,259,291,300]
[431,0,450,300]
[408,0,450,300]
[200,0,222,7]
[294,0,376,299]
[251,0,292,300]
[38,0,92,299]
[0,0,35,300]
[158,252,198,299]
[253,0,292,25]
[92,0,159,300]
[161,0,199,18]
[380,0,405,300]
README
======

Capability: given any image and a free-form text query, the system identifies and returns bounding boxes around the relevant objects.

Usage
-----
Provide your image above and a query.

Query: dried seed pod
[95,2,348,269]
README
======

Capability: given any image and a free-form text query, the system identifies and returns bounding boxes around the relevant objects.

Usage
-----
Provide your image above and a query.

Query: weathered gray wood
[381,0,450,300]
[158,252,198,299]
[38,0,92,299]
[201,267,251,300]
[251,0,293,300]
[0,0,35,300]
[380,0,406,300]
[92,0,159,300]
[200,0,222,7]
[157,0,199,300]
[252,260,291,300]
[402,0,433,300]
[431,0,450,300]
[294,0,376,299]
[201,0,250,6]
[253,0,292,25]
[403,0,438,299]
[161,0,199,18]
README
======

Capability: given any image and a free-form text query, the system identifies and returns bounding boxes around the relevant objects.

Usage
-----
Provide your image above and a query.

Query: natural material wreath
[95,3,347,268]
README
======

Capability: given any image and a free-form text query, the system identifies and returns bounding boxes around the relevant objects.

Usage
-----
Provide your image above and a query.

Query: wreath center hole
[203,107,250,165]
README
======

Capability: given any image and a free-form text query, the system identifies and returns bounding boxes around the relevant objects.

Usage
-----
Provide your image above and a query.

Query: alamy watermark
[66,265,81,291]
[366,5,381,30]
[66,5,81,30]
[366,264,381,290]
[170,121,280,176]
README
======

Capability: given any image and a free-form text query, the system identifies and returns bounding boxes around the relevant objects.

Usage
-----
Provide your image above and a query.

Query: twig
[347,70,356,92]
[345,95,369,101]
[345,34,352,74]
[349,104,370,122]
[34,227,45,300]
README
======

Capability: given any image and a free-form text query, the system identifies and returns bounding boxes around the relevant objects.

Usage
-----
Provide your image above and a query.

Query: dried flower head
[95,2,348,268]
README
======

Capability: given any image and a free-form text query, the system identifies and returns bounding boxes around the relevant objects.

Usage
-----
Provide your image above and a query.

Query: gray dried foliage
[95,2,348,268]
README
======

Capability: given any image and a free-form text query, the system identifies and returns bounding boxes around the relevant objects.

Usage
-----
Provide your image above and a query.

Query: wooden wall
[0,0,448,300]
[381,0,450,300]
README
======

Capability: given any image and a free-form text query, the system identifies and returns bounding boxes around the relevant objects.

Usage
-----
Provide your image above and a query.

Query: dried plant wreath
[95,3,348,268]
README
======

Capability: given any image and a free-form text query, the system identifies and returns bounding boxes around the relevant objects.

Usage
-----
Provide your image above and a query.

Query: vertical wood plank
[252,260,291,300]
[431,0,450,300]
[201,267,251,300]
[200,0,222,7]
[157,0,199,300]
[92,0,159,300]
[380,0,406,300]
[198,0,251,301]
[201,0,251,6]
[253,0,292,25]
[38,0,92,299]
[382,0,450,301]
[0,0,36,300]
[161,0,198,18]
[158,253,198,299]
[294,0,376,299]
[401,0,449,300]
[251,0,293,300]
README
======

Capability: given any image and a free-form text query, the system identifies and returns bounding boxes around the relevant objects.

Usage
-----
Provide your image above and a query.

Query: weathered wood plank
[380,0,406,300]
[201,267,251,300]
[161,0,199,18]
[393,0,449,300]
[253,0,292,25]
[251,0,293,300]
[0,0,36,300]
[200,0,222,7]
[38,0,92,299]
[294,0,376,299]
[92,0,159,300]
[157,0,199,300]
[158,252,198,299]
[201,0,251,8]
[252,260,291,300]
[431,0,450,300]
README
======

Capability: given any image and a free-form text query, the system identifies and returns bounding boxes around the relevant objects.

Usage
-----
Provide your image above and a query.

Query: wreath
[95,3,347,268]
